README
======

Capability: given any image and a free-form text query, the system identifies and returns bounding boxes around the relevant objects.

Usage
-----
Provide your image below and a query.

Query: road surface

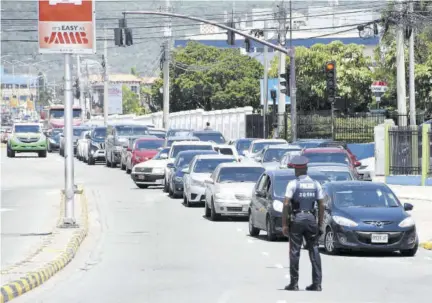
[7,152,432,303]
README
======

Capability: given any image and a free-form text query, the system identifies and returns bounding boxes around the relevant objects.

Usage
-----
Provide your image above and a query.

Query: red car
[125,138,165,173]
[317,141,358,164]
[301,147,361,169]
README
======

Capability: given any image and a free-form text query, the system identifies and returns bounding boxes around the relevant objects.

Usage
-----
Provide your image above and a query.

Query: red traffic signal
[325,62,335,71]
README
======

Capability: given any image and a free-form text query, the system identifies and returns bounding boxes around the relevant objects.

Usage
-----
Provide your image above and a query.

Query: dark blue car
[319,181,418,256]
[249,169,331,241]
[47,128,63,152]
[167,150,217,198]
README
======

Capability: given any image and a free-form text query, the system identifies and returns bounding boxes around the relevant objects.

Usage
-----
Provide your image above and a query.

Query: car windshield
[193,158,236,173]
[149,131,166,139]
[116,126,148,136]
[135,140,164,150]
[73,128,89,136]
[294,141,324,149]
[263,148,299,162]
[319,171,353,181]
[332,185,400,208]
[50,109,81,119]
[193,132,225,144]
[172,145,213,158]
[51,129,63,136]
[153,148,170,160]
[236,140,253,152]
[218,167,265,183]
[92,128,107,139]
[167,130,190,137]
[175,154,201,168]
[252,141,286,153]
[14,125,40,133]
[273,175,330,197]
[216,147,234,155]
[304,153,349,165]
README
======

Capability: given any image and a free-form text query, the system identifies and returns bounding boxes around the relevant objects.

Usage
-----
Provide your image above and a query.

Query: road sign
[38,0,96,54]
[371,81,388,93]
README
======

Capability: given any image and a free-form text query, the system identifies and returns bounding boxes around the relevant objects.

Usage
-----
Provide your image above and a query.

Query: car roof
[14,122,39,126]
[73,125,92,129]
[167,136,199,141]
[252,139,287,144]
[149,128,166,132]
[194,154,236,160]
[236,138,259,142]
[217,162,265,169]
[215,144,234,148]
[171,140,214,146]
[307,162,349,167]
[327,181,387,189]
[303,147,347,153]
[266,169,328,178]
[135,137,164,142]
[113,124,148,128]
[265,144,302,150]
[191,130,223,134]
[308,165,350,172]
[176,150,217,156]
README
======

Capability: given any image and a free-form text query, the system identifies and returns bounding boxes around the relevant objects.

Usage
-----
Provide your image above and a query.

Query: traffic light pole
[289,0,297,142]
[76,55,85,121]
[103,28,109,126]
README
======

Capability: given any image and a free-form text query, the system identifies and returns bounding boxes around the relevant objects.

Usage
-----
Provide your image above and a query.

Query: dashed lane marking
[236,228,242,232]
[284,274,290,279]
[0,208,14,212]
[276,300,288,303]
[275,263,284,269]
[247,239,254,244]
[261,252,269,256]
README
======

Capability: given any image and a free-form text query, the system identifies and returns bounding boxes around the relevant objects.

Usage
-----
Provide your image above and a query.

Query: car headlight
[174,176,183,182]
[152,168,164,174]
[215,193,234,200]
[398,217,415,228]
[332,215,358,227]
[272,200,284,212]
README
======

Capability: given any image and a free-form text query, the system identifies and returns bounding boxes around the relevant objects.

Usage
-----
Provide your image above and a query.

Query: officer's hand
[282,226,289,238]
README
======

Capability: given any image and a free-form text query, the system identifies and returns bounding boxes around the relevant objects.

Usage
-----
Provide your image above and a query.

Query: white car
[214,144,240,161]
[76,130,91,161]
[203,162,266,221]
[131,147,170,189]
[243,139,288,160]
[279,150,303,169]
[163,141,216,192]
[183,154,238,207]
[356,157,375,181]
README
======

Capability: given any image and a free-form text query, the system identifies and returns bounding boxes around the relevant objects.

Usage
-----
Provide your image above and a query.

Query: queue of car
[6,120,417,257]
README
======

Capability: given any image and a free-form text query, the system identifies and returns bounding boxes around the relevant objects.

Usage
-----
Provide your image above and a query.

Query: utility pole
[289,0,297,141]
[408,0,416,126]
[76,55,85,121]
[85,62,91,118]
[277,3,287,136]
[103,28,109,126]
[396,0,407,126]
[263,21,269,139]
[62,53,76,226]
[162,0,171,129]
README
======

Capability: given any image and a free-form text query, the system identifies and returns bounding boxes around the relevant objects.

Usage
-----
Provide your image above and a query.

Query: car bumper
[49,142,60,149]
[213,201,250,216]
[131,173,164,185]
[331,225,418,251]
[90,149,106,159]
[10,142,47,151]
[172,181,184,194]
[188,185,206,203]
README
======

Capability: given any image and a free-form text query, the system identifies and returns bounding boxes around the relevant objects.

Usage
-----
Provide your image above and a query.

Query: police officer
[282,155,324,291]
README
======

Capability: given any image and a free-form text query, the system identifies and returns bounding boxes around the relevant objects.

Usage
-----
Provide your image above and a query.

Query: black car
[189,130,226,144]
[47,128,63,152]
[87,127,107,165]
[249,169,331,241]
[319,181,418,256]
[167,150,217,198]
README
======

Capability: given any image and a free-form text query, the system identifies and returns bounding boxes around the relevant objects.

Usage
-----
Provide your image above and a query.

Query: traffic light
[226,21,235,46]
[279,73,289,95]
[114,28,123,46]
[74,78,80,99]
[245,38,251,52]
[125,28,133,46]
[325,61,337,101]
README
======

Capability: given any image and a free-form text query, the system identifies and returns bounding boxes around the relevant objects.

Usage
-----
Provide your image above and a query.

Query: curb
[420,242,432,250]
[0,187,89,303]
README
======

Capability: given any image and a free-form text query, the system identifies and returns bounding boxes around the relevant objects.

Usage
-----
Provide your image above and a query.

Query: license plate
[371,234,388,243]
[137,175,146,180]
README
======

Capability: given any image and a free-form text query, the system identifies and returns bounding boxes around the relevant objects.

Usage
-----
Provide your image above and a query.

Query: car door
[205,169,217,207]
[321,185,333,242]
[105,126,113,161]
[184,158,195,198]
[253,174,269,229]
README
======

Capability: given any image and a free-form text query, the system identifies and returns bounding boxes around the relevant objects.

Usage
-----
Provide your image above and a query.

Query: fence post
[421,124,430,186]
[384,123,390,177]
[411,125,419,174]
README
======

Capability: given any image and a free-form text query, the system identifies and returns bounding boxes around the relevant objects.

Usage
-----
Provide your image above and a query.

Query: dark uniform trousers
[289,212,322,285]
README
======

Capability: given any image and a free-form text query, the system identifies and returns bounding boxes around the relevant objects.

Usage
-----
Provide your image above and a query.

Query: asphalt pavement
[1,151,60,270]
[7,152,432,303]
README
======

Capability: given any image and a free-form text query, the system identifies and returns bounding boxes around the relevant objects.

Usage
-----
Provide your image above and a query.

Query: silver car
[307,162,359,181]
[254,144,302,170]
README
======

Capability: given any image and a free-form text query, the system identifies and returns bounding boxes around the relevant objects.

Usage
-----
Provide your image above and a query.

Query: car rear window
[304,153,349,165]
[171,145,213,158]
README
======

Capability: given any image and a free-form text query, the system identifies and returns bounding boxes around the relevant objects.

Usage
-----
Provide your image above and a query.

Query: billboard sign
[38,0,96,54]
[260,78,290,105]
[108,83,123,115]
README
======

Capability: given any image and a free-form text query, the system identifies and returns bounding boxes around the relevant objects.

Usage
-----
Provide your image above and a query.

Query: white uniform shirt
[285,175,324,200]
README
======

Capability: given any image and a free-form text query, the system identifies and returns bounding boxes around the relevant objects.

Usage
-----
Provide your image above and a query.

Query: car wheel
[210,200,219,221]
[88,156,95,165]
[324,227,339,255]
[168,185,174,197]
[126,168,131,174]
[7,147,15,158]
[163,179,169,193]
[39,151,47,158]
[60,149,64,156]
[400,242,418,257]
[204,201,211,217]
[248,211,260,237]
[121,161,126,170]
[136,184,149,189]
[105,156,111,167]
[266,216,276,241]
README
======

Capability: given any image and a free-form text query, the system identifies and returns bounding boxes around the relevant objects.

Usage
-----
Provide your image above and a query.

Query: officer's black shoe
[305,284,322,291]
[284,283,299,291]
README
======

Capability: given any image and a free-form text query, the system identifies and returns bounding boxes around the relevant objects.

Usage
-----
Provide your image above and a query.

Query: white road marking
[276,300,287,303]
[425,256,432,261]
[261,252,269,256]
[275,263,284,269]
[236,228,242,232]
[0,208,14,212]
[284,274,290,279]
[247,239,254,244]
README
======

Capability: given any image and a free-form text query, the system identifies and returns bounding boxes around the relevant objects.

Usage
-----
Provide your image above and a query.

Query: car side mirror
[123,144,128,148]
[354,161,361,167]
[403,203,413,211]
[160,153,168,159]
[181,168,189,173]
[167,163,174,168]
[204,178,214,184]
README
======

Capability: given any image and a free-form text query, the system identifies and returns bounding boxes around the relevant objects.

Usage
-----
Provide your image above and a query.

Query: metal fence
[388,126,421,175]
[429,128,432,176]
[245,114,276,139]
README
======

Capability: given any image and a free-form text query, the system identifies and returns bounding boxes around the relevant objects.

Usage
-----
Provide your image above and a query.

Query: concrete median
[0,186,89,303]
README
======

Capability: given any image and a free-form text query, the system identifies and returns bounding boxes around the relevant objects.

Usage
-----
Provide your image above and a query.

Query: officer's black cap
[289,155,309,169]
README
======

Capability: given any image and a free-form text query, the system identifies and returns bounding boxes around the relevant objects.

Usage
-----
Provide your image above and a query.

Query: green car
[7,123,47,158]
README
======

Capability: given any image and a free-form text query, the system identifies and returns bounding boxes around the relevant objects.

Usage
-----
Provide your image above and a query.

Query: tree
[122,85,146,115]
[151,42,263,112]
[269,41,374,112]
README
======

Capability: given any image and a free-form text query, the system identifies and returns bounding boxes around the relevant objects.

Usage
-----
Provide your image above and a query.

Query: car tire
[136,184,149,189]
[88,156,95,165]
[168,186,174,197]
[400,242,418,257]
[60,149,64,157]
[47,145,52,153]
[204,201,211,217]
[105,157,111,167]
[324,227,339,255]
[120,161,126,170]
[266,216,277,241]
[248,211,260,237]
[7,147,15,158]
[163,179,169,193]
[210,200,219,221]
[39,151,47,158]
[126,168,131,174]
